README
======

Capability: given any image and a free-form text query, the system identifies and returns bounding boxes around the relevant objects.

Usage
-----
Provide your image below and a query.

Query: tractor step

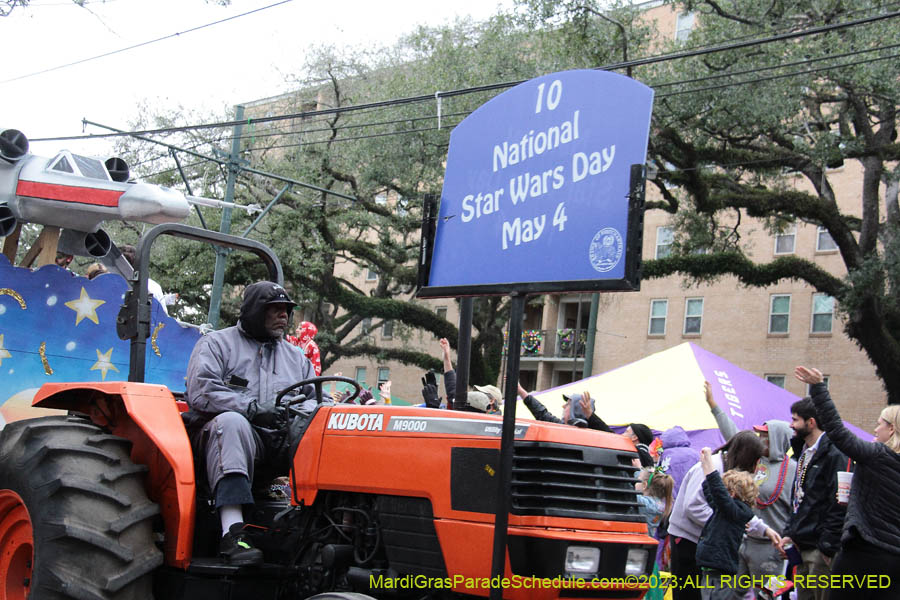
[153,559,291,600]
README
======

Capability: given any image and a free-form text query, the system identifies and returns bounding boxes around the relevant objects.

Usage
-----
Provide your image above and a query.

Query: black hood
[239,281,296,342]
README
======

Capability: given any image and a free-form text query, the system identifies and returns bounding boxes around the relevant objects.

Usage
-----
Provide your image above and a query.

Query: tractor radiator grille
[511,441,643,521]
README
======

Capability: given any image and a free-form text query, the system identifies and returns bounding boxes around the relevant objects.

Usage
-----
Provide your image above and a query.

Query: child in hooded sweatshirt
[705,381,796,597]
[695,448,758,600]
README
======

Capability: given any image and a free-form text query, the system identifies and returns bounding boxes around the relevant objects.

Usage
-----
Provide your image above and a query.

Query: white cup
[837,471,853,504]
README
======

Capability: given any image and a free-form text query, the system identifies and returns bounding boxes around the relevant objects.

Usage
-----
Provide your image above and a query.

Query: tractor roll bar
[119,222,283,383]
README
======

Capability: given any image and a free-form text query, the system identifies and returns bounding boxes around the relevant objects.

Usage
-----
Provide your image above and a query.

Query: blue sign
[420,70,653,296]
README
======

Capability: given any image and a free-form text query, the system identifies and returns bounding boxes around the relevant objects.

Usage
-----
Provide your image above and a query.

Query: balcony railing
[503,328,587,359]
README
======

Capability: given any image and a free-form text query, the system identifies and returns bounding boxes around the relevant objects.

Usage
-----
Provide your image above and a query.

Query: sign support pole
[454,297,474,410]
[489,292,526,599]
[582,294,600,377]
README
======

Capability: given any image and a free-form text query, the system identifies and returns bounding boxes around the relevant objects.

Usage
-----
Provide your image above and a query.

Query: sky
[3,0,509,158]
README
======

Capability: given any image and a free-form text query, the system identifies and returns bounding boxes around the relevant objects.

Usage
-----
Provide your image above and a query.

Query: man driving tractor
[184,281,331,566]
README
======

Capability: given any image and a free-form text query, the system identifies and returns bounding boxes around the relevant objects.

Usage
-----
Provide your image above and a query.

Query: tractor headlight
[624,548,648,576]
[565,546,600,575]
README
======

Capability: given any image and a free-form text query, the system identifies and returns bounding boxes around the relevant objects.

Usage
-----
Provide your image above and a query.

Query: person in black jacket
[431,338,501,413]
[695,447,757,600]
[516,384,655,466]
[517,384,600,428]
[777,395,847,600]
[794,366,900,600]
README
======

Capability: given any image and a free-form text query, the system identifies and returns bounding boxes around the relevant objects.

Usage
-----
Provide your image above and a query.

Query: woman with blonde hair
[794,367,900,600]
[635,467,675,600]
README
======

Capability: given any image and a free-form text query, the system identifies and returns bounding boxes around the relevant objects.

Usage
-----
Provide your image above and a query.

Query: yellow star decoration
[90,347,119,381]
[0,334,11,367]
[64,287,106,326]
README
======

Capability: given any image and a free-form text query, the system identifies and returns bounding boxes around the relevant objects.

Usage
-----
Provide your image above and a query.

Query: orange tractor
[0,224,656,599]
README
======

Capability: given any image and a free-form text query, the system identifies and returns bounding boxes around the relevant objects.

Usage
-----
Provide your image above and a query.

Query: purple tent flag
[691,343,870,444]
[528,342,871,450]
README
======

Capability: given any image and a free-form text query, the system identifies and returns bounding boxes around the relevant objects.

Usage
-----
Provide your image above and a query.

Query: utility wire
[657,50,900,98]
[219,110,473,146]
[2,0,294,84]
[121,47,900,165]
[215,33,897,148]
[238,43,900,152]
[30,8,900,143]
[236,50,900,153]
[244,120,464,151]
[651,42,900,89]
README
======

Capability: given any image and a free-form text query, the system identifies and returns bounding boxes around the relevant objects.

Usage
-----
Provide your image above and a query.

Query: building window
[816,226,838,252]
[365,267,378,281]
[648,299,668,335]
[675,11,695,41]
[377,367,390,385]
[769,294,791,334]
[361,317,372,335]
[382,319,394,339]
[774,225,796,255]
[765,374,786,388]
[806,376,829,395]
[435,306,448,338]
[656,226,674,258]
[683,297,704,335]
[355,367,367,385]
[811,293,835,333]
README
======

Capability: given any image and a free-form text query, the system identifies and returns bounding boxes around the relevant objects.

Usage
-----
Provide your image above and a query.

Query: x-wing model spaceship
[0,127,191,264]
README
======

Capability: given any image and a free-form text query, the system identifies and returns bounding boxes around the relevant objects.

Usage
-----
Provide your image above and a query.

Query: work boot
[219,523,264,566]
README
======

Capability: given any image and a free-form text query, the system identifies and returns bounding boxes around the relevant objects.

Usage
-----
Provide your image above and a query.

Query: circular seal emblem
[589,228,623,273]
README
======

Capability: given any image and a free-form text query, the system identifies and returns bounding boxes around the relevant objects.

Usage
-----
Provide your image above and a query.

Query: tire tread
[0,415,163,599]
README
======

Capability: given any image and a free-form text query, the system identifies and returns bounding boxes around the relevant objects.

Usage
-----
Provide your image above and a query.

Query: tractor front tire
[0,415,162,599]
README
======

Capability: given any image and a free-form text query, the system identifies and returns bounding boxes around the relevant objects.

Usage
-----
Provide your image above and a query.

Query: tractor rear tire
[0,414,163,599]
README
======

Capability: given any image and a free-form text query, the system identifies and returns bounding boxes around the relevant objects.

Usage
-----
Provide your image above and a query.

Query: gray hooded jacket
[186,282,330,422]
[185,323,326,422]
[712,406,797,538]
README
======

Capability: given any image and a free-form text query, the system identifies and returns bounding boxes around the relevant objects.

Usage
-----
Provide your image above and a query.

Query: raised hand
[794,366,824,385]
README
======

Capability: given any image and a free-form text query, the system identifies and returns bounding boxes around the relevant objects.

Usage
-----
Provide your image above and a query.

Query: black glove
[424,370,437,388]
[421,372,441,408]
[252,403,288,430]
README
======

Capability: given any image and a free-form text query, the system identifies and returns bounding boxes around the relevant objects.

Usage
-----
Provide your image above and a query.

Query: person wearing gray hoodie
[706,382,797,599]
[185,281,329,566]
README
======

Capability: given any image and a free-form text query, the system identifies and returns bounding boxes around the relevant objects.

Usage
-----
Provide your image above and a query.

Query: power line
[221,110,473,146]
[31,8,900,144]
[244,120,464,152]
[119,47,900,165]
[242,43,900,151]
[170,38,898,159]
[2,0,295,84]
[236,50,900,154]
[25,0,122,6]
[651,42,900,89]
[657,49,900,99]
[85,119,357,201]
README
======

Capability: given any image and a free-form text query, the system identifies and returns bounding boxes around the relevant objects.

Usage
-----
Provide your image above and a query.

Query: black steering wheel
[275,375,362,407]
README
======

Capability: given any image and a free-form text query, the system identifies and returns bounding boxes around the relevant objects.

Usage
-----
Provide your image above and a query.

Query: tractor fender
[33,381,196,568]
